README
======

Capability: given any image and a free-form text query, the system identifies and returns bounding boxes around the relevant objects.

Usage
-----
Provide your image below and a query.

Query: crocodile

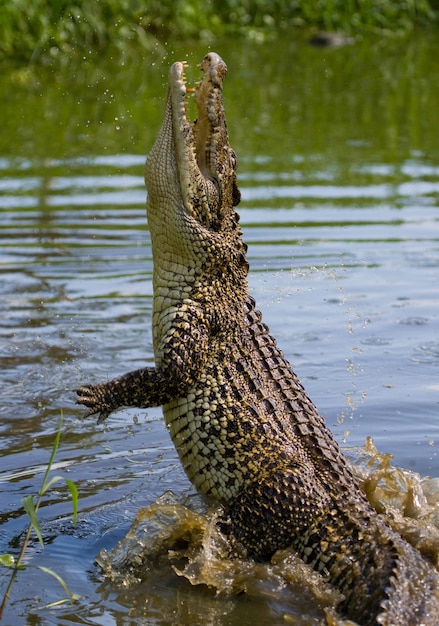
[76,53,439,625]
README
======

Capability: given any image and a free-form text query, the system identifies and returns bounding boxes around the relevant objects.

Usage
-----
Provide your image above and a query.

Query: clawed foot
[76,384,113,423]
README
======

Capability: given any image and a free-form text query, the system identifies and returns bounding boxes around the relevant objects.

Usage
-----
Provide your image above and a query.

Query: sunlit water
[0,31,438,625]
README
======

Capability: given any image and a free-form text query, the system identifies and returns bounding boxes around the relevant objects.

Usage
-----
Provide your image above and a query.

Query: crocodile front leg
[77,367,173,422]
[76,304,210,423]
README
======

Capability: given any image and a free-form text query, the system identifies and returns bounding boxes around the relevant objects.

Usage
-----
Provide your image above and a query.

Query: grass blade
[41,412,63,493]
[34,566,79,603]
[65,480,79,525]
[21,496,43,548]
[41,475,63,495]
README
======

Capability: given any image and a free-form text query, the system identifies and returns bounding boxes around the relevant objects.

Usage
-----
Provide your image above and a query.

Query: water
[0,31,439,625]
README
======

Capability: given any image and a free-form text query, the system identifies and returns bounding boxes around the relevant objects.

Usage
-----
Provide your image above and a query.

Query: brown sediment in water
[97,441,439,624]
[350,437,439,567]
[97,492,343,622]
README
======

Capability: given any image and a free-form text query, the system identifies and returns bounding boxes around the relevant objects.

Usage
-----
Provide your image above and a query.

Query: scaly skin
[77,53,439,625]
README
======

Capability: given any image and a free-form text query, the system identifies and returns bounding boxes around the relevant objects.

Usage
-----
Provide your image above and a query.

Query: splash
[97,441,439,625]
[348,437,439,567]
[97,491,343,623]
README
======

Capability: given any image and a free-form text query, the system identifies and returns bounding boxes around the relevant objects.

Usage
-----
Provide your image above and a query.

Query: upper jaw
[168,53,237,231]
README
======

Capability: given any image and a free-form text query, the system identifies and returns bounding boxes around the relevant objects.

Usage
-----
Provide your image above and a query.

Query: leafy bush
[0,0,437,63]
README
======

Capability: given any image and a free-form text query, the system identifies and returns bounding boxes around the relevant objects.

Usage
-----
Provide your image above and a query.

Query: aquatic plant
[0,413,79,620]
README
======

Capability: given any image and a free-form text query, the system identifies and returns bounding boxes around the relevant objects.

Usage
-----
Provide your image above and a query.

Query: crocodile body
[77,53,439,625]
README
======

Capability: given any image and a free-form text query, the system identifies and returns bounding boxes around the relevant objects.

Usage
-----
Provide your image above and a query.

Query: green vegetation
[0,0,437,64]
[0,414,79,620]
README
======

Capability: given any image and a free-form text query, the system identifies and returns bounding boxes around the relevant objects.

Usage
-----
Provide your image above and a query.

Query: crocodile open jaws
[76,52,439,625]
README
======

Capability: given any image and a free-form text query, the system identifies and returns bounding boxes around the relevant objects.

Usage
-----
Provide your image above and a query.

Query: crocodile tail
[225,468,439,625]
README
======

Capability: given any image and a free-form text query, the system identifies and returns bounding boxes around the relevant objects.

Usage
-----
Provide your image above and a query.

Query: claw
[75,385,109,423]
[75,402,97,419]
[97,411,110,425]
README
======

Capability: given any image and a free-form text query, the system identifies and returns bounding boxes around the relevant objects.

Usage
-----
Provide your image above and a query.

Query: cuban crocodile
[76,53,439,625]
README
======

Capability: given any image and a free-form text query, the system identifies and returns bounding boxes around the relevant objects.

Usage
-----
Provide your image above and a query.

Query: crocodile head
[144,52,246,281]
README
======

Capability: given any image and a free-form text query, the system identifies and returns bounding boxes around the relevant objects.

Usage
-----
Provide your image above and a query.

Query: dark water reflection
[0,31,438,625]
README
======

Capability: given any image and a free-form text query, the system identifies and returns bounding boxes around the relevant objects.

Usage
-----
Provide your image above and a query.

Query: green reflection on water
[1,31,438,168]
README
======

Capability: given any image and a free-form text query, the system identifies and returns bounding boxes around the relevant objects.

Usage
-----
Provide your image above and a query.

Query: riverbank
[1,0,438,64]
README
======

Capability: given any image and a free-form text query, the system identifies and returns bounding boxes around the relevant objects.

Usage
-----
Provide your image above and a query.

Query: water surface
[1,31,438,625]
